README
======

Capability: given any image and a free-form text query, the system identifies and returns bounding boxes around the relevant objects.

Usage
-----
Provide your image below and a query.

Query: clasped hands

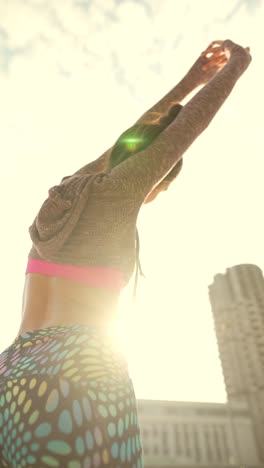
[186,39,252,87]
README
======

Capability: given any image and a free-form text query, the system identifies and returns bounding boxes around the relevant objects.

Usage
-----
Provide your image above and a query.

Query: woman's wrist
[228,53,251,75]
[223,40,252,73]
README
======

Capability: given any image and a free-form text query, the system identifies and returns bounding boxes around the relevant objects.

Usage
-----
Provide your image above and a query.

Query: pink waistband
[26,258,126,291]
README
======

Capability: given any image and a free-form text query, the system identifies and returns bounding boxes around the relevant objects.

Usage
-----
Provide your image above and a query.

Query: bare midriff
[17,274,120,336]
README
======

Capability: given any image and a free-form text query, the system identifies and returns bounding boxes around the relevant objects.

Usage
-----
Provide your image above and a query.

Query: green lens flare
[122,136,144,152]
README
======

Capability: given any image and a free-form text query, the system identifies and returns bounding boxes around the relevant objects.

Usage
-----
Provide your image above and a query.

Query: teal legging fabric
[0,324,143,467]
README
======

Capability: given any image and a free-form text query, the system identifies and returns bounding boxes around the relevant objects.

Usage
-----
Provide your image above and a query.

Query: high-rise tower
[209,264,264,462]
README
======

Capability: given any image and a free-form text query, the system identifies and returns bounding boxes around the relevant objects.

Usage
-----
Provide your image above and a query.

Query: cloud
[1,0,262,168]
[2,0,259,97]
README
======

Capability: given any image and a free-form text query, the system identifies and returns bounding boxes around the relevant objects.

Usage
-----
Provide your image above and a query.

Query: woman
[0,40,251,467]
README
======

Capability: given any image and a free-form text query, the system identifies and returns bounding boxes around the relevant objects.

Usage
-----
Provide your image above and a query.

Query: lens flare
[122,136,145,152]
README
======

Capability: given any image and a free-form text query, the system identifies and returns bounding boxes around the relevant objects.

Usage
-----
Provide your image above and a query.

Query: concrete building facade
[137,399,261,467]
[209,264,264,462]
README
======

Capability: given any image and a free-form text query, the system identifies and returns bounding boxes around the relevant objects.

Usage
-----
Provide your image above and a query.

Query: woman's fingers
[203,40,251,60]
[202,48,226,61]
[209,40,224,46]
[201,48,226,67]
[201,41,224,56]
[207,52,227,63]
[201,54,227,71]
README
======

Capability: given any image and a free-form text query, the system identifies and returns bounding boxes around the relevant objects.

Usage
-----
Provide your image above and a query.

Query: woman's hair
[108,103,183,182]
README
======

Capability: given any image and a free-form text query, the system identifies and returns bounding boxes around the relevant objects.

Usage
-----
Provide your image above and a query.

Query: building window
[183,424,191,457]
[195,407,227,417]
[162,429,169,456]
[220,424,230,462]
[213,425,222,462]
[240,272,248,297]
[153,445,159,455]
[193,425,201,462]
[143,445,149,456]
[204,426,213,463]
[174,424,181,456]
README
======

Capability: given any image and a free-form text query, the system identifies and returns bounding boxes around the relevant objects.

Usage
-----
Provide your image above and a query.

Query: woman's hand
[185,39,251,89]
[185,41,228,88]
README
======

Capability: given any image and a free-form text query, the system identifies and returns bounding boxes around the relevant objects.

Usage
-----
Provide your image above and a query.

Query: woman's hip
[0,324,143,467]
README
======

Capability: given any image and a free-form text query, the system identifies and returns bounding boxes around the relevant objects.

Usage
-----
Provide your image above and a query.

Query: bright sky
[0,0,263,403]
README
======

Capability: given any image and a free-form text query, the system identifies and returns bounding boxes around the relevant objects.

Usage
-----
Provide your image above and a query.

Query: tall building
[208,264,264,463]
[137,399,262,467]
[136,264,264,467]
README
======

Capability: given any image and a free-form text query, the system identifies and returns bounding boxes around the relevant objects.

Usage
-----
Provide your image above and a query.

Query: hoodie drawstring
[133,228,146,303]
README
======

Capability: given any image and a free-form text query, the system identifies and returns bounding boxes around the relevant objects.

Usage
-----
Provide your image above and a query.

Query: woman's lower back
[18,274,120,336]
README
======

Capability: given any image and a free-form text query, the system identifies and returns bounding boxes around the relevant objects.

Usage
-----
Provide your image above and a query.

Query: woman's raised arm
[72,42,228,177]
[107,40,251,203]
[134,41,228,125]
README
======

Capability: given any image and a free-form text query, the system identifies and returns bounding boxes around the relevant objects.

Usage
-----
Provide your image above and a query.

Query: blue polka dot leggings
[0,324,143,467]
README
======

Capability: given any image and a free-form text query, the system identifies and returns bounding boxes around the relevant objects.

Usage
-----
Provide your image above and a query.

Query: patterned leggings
[0,324,143,467]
